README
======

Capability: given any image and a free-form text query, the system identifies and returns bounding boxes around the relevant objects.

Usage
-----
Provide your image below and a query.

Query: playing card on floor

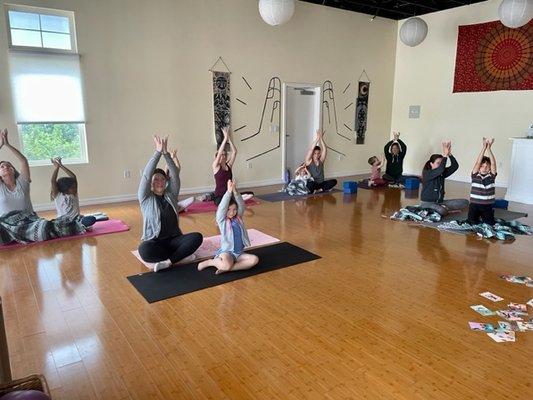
[497,321,519,332]
[471,305,495,316]
[496,310,523,321]
[508,303,527,313]
[468,322,494,332]
[479,292,503,302]
[516,321,533,331]
[487,330,515,343]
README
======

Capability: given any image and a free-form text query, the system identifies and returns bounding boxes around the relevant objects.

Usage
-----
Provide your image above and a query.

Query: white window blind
[9,51,85,124]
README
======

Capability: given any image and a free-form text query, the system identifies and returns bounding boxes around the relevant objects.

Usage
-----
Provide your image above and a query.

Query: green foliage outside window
[19,123,84,162]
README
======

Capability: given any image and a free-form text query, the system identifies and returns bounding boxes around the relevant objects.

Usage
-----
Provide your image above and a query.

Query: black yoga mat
[257,189,341,202]
[127,242,321,303]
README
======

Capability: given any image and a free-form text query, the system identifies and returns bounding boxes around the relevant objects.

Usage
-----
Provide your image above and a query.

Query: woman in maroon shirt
[212,127,237,205]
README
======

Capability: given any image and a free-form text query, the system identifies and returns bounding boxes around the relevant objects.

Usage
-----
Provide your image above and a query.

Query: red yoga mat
[0,219,130,250]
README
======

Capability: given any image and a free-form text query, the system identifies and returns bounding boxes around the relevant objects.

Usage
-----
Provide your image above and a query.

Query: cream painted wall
[0,0,397,208]
[391,0,533,186]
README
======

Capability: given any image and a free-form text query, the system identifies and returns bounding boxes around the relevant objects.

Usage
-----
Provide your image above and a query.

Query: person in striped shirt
[467,138,497,225]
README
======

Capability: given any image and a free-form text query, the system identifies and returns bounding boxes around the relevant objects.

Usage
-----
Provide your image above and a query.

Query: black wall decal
[241,77,282,161]
[321,80,351,142]
[342,83,351,94]
[242,76,253,90]
[236,98,247,105]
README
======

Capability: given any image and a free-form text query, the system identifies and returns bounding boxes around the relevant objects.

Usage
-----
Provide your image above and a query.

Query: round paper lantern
[259,0,295,26]
[399,17,428,47]
[498,0,533,28]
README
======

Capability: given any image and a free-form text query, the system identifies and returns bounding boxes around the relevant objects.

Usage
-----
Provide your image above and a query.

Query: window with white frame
[5,4,88,166]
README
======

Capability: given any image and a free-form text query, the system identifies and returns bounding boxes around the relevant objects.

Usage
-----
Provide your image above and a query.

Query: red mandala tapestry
[453,20,533,93]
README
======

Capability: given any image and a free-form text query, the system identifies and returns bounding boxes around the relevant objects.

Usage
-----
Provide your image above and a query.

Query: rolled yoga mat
[127,242,321,303]
[256,189,341,203]
[0,219,130,251]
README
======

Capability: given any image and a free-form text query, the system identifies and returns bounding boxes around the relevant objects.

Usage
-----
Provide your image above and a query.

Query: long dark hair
[422,154,443,180]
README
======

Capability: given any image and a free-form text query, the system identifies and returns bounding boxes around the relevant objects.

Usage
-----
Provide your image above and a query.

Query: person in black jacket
[420,141,469,216]
[383,131,406,183]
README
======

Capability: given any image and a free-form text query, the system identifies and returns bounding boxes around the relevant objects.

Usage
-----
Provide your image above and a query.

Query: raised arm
[233,185,245,217]
[1,129,30,182]
[397,138,406,157]
[471,139,487,174]
[304,133,319,166]
[384,140,394,160]
[170,149,180,170]
[213,127,229,172]
[50,158,60,200]
[226,130,237,167]
[486,138,497,175]
[318,130,327,163]
[216,180,234,224]
[138,136,164,202]
[164,140,180,196]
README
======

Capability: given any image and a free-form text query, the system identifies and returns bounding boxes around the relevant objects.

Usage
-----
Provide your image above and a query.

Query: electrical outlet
[123,170,131,179]
[247,162,252,169]
[337,154,342,161]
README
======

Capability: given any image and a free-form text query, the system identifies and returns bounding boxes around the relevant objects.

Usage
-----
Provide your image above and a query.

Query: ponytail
[422,154,443,181]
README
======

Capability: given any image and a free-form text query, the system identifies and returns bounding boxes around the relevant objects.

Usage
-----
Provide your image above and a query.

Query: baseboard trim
[33,170,369,212]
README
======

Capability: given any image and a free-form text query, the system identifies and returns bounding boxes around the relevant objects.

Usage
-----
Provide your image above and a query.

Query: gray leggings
[420,199,469,216]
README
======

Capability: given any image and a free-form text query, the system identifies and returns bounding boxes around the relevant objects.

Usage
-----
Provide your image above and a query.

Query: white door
[284,84,321,176]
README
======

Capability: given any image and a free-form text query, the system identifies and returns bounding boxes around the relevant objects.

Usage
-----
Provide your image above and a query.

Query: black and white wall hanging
[354,71,371,145]
[209,57,231,149]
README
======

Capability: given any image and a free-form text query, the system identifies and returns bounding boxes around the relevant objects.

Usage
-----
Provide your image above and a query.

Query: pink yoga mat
[0,219,130,251]
[131,228,280,270]
[182,198,260,215]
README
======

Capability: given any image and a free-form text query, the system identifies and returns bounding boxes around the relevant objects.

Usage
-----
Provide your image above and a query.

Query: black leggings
[213,191,255,206]
[307,179,337,193]
[467,203,495,225]
[138,232,203,264]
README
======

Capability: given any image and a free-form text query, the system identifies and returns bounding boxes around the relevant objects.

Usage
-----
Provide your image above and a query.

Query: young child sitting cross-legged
[50,157,96,227]
[198,179,259,275]
[467,138,497,225]
[367,155,387,187]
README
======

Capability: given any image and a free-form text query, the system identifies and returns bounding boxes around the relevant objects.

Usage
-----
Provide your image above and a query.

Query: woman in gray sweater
[137,135,203,272]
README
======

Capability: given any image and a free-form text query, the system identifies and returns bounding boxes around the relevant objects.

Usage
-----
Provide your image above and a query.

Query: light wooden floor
[1,181,532,399]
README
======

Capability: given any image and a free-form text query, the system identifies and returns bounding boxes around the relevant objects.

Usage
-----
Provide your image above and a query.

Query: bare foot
[198,259,212,271]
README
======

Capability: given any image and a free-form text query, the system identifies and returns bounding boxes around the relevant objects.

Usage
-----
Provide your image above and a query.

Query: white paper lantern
[399,17,428,47]
[259,0,295,26]
[498,0,533,28]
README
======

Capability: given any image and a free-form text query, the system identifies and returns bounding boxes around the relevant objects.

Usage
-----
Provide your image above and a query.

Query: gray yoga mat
[257,189,341,202]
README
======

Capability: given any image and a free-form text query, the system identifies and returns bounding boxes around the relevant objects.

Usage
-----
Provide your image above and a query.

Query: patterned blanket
[0,211,86,245]
[283,179,311,196]
[391,206,532,241]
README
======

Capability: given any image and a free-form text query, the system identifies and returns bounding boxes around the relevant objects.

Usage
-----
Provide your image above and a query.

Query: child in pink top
[368,156,387,187]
